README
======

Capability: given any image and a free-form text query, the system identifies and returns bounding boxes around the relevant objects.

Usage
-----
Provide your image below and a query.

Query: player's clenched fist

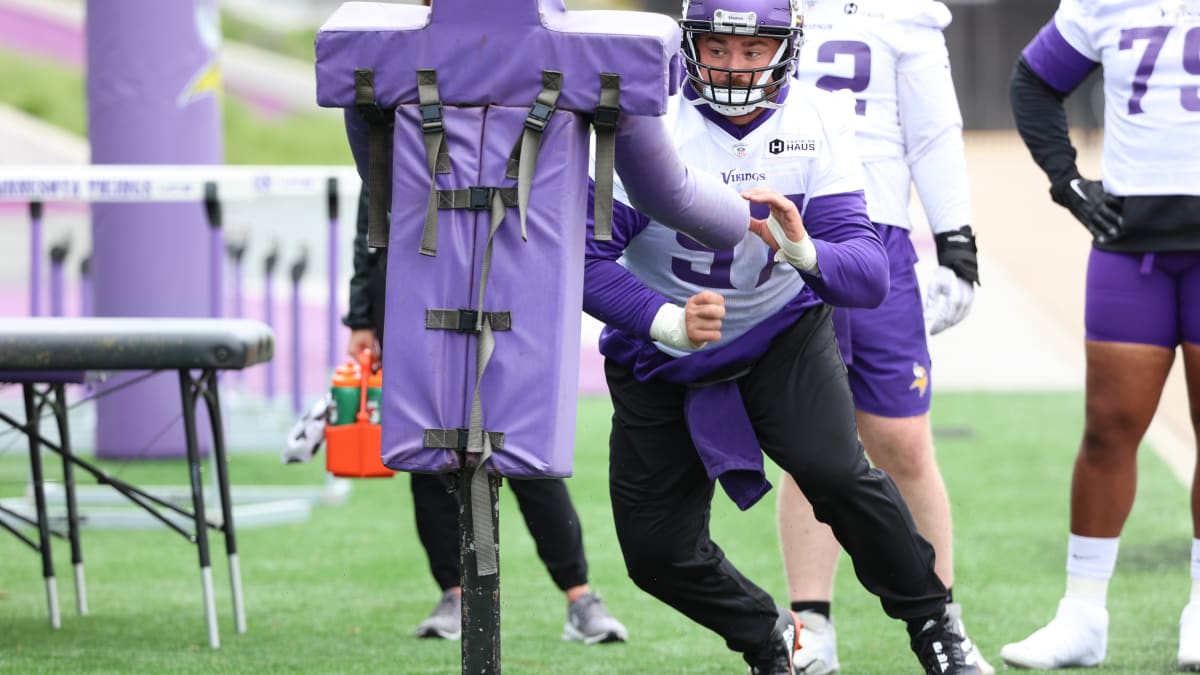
[685,290,725,347]
[649,290,726,351]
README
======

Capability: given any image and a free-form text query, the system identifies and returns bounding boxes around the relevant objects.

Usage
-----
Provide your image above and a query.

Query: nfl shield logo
[733,143,748,158]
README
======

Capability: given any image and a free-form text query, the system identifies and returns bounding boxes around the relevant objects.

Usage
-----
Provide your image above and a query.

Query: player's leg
[508,477,628,644]
[1003,250,1178,669]
[509,478,588,593]
[776,476,841,674]
[411,473,464,639]
[1070,341,1172,532]
[1175,252,1200,671]
[604,359,784,668]
[857,413,951,581]
[748,306,971,673]
[845,228,954,585]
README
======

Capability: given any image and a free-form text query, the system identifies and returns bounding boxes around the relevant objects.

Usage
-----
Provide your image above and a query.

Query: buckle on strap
[524,101,555,132]
[419,102,444,133]
[456,309,481,333]
[592,105,620,130]
[468,186,491,210]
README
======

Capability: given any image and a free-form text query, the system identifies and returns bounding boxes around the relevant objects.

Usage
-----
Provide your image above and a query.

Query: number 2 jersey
[1022,0,1200,250]
[792,0,971,236]
[583,81,888,385]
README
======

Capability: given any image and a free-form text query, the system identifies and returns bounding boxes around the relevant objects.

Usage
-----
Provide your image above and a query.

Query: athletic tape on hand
[649,303,704,351]
[766,214,818,273]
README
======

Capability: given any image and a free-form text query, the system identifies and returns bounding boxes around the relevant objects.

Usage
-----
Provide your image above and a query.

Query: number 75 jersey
[1022,0,1200,197]
[792,0,964,232]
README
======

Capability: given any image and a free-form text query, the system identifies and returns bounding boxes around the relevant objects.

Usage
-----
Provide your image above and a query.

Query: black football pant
[605,304,946,658]
[411,473,590,593]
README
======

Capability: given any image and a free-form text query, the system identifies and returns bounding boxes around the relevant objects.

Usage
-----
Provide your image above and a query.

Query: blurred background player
[780,1,988,672]
[1001,0,1200,669]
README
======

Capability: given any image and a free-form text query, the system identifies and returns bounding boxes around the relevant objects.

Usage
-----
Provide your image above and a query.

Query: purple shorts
[833,225,931,418]
[1085,249,1200,348]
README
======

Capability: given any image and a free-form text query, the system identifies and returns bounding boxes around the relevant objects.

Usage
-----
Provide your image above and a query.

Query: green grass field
[0,48,351,166]
[0,391,1192,673]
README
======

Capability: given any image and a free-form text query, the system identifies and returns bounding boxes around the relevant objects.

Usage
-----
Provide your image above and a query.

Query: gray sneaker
[415,589,461,640]
[562,591,629,644]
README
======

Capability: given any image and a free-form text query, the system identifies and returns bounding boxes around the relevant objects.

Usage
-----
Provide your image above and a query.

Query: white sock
[1190,538,1200,603]
[1064,534,1119,607]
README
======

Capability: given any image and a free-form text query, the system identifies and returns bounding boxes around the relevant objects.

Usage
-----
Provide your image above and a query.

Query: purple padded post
[379,105,590,476]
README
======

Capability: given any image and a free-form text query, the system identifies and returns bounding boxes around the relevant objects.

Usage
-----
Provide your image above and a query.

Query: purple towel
[684,381,770,511]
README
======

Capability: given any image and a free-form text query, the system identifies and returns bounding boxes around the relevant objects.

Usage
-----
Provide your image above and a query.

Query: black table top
[0,318,275,372]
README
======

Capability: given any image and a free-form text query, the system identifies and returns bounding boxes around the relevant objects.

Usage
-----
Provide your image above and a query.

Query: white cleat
[999,597,1107,670]
[792,611,839,675]
[1180,601,1200,671]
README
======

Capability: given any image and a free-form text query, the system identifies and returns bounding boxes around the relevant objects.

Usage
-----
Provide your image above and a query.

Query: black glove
[1049,171,1122,244]
[933,226,980,285]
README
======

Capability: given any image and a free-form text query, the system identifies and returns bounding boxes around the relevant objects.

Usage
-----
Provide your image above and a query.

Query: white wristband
[649,303,704,350]
[766,214,819,273]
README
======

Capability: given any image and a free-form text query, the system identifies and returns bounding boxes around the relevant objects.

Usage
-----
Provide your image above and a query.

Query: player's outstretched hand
[743,187,819,272]
[743,187,807,251]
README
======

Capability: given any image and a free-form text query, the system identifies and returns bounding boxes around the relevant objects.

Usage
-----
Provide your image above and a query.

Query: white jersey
[1051,0,1200,196]
[612,84,866,353]
[794,0,971,233]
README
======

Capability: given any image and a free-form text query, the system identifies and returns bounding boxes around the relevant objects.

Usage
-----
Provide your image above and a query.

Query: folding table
[0,317,274,648]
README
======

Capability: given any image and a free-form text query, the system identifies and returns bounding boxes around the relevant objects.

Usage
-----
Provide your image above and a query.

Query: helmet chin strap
[689,91,784,117]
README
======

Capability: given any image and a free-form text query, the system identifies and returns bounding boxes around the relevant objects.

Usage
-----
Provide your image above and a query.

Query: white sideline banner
[0,165,362,202]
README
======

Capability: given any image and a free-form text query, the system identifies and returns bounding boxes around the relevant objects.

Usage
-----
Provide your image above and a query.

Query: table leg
[179,370,220,649]
[51,383,88,616]
[200,371,245,634]
[23,384,60,629]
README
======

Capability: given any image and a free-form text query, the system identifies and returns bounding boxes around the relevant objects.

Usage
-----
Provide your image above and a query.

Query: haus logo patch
[767,137,819,157]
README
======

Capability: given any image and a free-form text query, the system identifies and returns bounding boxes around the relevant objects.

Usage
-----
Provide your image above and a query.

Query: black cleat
[746,607,804,675]
[910,611,982,675]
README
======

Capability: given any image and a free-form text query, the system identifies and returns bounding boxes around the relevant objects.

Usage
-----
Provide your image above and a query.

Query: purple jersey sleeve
[1021,20,1098,95]
[583,180,667,337]
[801,190,889,308]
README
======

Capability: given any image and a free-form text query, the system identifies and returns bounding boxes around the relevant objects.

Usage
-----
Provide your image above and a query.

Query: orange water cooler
[324,349,394,478]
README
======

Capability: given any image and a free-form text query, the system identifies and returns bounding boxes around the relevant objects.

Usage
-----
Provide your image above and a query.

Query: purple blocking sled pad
[316,0,748,477]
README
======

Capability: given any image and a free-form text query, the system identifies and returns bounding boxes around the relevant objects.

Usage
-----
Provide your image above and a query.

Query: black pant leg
[508,478,589,591]
[605,359,779,657]
[741,305,946,622]
[411,473,461,592]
